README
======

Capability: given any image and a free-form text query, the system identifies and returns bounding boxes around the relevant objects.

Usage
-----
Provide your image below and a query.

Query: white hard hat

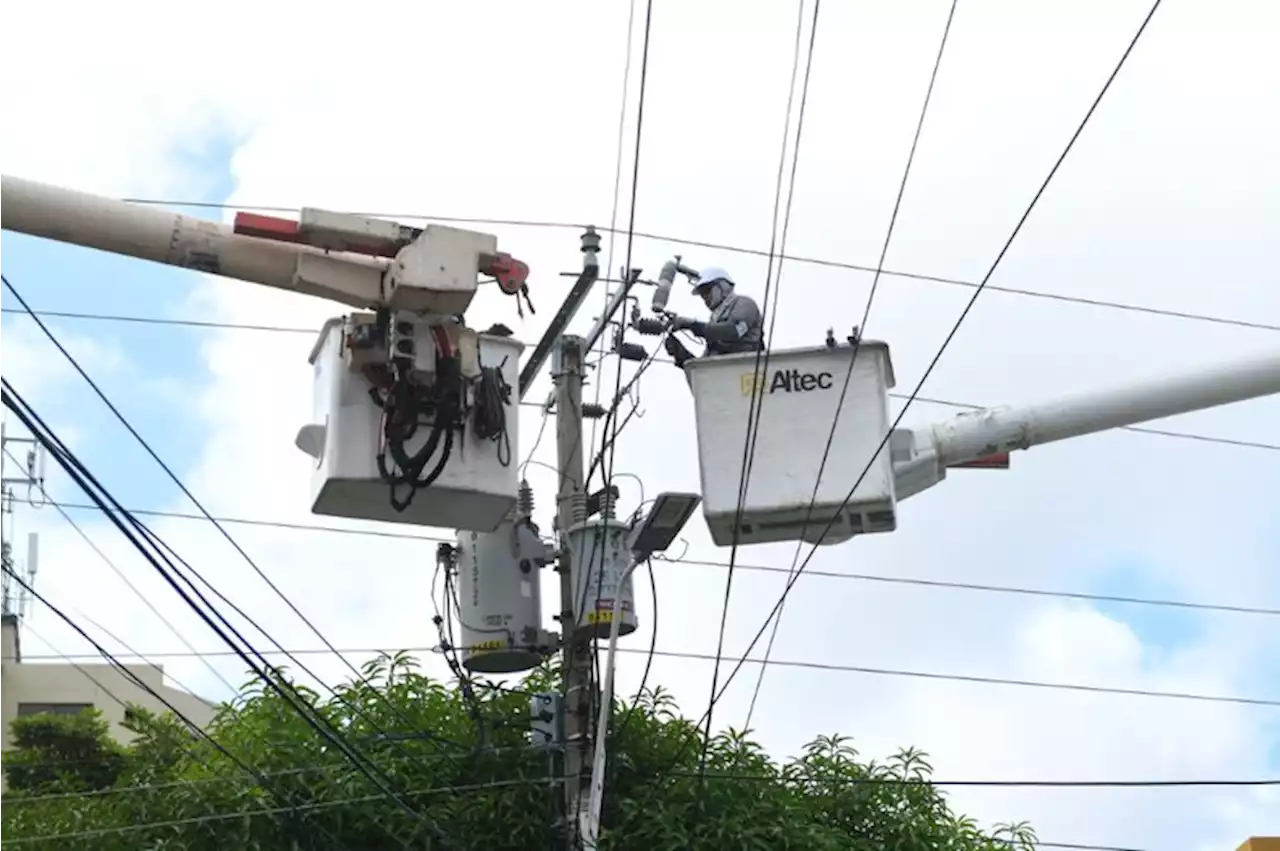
[693,266,734,292]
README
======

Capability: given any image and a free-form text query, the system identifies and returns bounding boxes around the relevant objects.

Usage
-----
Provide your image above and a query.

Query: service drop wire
[0,379,449,849]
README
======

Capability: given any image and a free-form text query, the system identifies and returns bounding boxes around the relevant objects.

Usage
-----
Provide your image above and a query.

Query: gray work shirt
[701,293,763,356]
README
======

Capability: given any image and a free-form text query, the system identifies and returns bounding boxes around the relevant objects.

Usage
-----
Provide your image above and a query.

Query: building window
[16,702,93,718]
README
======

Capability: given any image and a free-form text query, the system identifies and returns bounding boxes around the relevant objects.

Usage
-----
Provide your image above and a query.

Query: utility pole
[553,334,592,848]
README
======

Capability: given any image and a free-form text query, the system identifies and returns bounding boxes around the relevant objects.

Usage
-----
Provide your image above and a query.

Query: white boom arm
[2,175,523,316]
[893,348,1280,500]
[2,174,391,308]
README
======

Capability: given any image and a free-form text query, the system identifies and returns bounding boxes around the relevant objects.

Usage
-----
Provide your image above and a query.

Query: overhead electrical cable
[94,207,1280,334]
[585,0,641,482]
[1,569,359,850]
[709,0,1169,717]
[581,0,655,815]
[0,776,548,848]
[38,497,1280,618]
[36,641,1280,707]
[2,273,471,765]
[611,558,659,741]
[2,447,238,697]
[12,628,367,851]
[3,306,1272,451]
[746,0,958,731]
[5,772,1173,851]
[1,381,453,847]
[699,0,820,791]
[614,2,1172,832]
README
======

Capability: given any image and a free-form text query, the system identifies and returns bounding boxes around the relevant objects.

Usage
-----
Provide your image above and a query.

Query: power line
[1030,844,1148,851]
[100,205,1280,335]
[0,776,545,847]
[659,554,1280,617]
[0,307,316,334]
[2,447,239,696]
[636,645,1278,707]
[703,0,821,791]
[749,0,959,732]
[35,499,1278,618]
[13,624,368,850]
[0,768,1191,850]
[29,643,1280,708]
[7,757,1270,806]
[578,0,657,832]
[0,568,359,849]
[585,0,641,492]
[6,306,1276,452]
[3,274,473,765]
[710,0,1169,717]
[1,380,446,846]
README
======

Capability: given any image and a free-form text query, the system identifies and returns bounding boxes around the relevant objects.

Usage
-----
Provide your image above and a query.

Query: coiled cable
[472,360,513,468]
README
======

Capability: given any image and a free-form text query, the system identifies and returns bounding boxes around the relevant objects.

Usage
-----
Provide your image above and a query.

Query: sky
[2,0,1279,847]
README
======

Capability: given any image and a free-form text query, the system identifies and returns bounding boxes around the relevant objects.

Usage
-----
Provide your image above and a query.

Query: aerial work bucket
[296,315,524,532]
[685,341,898,548]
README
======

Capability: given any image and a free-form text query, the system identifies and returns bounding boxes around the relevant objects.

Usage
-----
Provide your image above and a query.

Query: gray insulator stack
[518,479,535,517]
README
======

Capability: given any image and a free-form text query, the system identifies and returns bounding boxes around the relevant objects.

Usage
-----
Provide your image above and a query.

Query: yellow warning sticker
[471,639,505,652]
[586,611,614,625]
[739,373,764,396]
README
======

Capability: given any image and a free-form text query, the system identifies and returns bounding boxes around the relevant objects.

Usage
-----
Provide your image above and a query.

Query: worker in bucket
[663,267,764,368]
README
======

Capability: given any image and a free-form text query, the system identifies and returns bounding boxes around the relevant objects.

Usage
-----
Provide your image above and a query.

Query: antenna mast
[1,420,46,620]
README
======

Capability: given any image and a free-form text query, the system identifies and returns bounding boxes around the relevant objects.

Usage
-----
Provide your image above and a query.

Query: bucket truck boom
[0,174,530,315]
[893,348,1280,501]
[1,172,546,533]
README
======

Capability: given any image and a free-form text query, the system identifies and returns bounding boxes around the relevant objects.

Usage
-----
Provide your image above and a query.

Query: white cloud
[4,0,1280,846]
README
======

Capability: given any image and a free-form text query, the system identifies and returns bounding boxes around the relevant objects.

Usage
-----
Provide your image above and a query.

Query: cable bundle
[472,363,513,468]
[374,327,464,513]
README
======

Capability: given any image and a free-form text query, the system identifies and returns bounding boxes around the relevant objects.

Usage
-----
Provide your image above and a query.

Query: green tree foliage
[1,652,1037,850]
[2,707,126,795]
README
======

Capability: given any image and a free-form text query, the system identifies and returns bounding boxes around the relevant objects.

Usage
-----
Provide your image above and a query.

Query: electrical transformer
[454,516,553,674]
[567,517,637,640]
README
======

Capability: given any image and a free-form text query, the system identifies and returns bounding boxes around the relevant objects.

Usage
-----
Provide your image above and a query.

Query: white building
[1,614,216,755]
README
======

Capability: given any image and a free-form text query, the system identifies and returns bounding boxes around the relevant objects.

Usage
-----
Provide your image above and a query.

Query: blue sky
[2,139,238,513]
[1092,557,1202,654]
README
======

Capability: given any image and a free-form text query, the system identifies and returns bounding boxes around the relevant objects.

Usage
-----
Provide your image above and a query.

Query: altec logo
[740,368,834,396]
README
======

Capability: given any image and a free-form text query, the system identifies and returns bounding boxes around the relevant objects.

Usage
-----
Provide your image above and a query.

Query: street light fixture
[582,491,701,848]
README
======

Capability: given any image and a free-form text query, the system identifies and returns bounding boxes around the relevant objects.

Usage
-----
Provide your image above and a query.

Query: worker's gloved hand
[664,334,693,366]
[670,315,707,337]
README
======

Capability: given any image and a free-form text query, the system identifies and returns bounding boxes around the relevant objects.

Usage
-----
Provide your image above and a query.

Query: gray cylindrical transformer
[567,518,637,640]
[454,519,550,674]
